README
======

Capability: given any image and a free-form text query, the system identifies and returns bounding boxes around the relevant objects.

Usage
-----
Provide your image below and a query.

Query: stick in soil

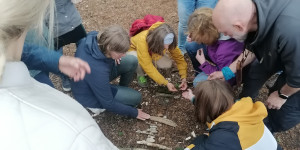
[149,116,177,127]
[155,92,174,98]
[137,140,172,150]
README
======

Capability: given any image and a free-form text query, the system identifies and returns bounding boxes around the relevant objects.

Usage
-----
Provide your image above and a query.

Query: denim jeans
[109,55,140,106]
[112,85,142,107]
[177,0,217,54]
[239,59,275,98]
[193,72,208,87]
[185,41,208,75]
[110,54,138,87]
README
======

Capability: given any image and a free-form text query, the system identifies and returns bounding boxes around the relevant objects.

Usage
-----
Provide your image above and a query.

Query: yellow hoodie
[129,22,187,85]
[207,97,269,149]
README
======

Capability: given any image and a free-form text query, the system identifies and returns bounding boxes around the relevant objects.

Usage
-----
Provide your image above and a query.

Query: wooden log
[137,140,171,150]
[149,116,177,127]
[155,92,174,98]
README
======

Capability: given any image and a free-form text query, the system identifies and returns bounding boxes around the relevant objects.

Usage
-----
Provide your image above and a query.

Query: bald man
[210,0,300,134]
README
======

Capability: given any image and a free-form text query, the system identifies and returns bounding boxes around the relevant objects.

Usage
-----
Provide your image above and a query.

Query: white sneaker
[87,107,106,115]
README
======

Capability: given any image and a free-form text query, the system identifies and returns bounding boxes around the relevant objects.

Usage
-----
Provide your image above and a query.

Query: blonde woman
[0,0,117,149]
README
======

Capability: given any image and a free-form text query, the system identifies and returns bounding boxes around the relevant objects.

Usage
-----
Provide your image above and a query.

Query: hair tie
[164,33,174,45]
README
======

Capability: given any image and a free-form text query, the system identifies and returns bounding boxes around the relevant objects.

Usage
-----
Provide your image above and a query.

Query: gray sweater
[246,0,300,88]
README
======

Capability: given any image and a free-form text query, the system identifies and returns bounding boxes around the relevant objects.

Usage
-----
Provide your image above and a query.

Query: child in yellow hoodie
[128,22,188,92]
[182,80,279,150]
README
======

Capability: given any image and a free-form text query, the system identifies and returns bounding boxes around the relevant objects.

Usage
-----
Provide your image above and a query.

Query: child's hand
[186,35,192,42]
[208,71,225,81]
[167,82,178,92]
[115,58,122,65]
[136,109,150,120]
[196,49,206,64]
[179,78,188,90]
[182,89,194,101]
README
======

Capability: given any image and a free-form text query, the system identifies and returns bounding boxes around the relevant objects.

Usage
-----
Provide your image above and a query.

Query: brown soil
[51,0,300,149]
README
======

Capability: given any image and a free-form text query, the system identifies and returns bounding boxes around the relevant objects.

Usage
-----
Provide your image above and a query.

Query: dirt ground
[51,0,300,149]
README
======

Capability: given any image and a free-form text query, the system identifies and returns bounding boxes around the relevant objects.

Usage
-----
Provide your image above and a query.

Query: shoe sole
[62,87,71,92]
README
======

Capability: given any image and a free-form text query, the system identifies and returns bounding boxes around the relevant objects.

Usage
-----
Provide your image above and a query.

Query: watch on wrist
[278,89,289,100]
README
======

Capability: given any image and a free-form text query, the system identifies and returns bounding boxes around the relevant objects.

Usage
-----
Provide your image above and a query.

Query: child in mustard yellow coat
[128,22,188,92]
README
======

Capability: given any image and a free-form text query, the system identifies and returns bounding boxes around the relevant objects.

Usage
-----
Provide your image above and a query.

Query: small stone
[191,131,196,138]
[150,125,157,128]
[146,137,155,143]
[174,95,180,99]
[185,136,191,141]
[147,128,157,133]
[158,137,165,142]
[157,113,164,117]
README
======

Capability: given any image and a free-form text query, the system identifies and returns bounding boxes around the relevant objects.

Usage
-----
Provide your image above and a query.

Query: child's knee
[132,91,142,106]
[124,55,138,70]
[156,56,172,69]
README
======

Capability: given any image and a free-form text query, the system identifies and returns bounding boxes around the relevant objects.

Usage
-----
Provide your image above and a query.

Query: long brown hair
[187,8,219,45]
[146,23,177,55]
[194,80,235,123]
[97,25,130,55]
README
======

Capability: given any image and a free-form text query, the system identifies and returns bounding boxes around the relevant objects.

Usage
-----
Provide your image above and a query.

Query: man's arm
[266,84,300,110]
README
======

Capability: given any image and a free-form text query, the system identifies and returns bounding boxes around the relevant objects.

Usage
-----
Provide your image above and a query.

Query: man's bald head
[212,0,256,42]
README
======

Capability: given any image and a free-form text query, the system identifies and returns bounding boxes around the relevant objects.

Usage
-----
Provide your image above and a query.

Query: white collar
[0,62,33,88]
[218,33,231,41]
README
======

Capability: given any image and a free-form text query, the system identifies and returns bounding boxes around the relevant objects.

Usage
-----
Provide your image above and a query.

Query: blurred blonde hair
[0,0,54,78]
[187,7,219,45]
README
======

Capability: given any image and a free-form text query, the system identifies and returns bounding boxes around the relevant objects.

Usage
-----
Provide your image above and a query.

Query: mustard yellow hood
[207,97,268,149]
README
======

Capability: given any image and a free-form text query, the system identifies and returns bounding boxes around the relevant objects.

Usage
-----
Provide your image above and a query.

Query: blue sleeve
[85,61,138,118]
[21,43,61,74]
[191,123,242,149]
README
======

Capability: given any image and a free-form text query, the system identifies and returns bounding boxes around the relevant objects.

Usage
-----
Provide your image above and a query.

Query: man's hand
[136,109,150,120]
[179,78,188,90]
[196,49,205,64]
[266,91,287,110]
[208,71,225,80]
[58,56,91,82]
[167,82,178,92]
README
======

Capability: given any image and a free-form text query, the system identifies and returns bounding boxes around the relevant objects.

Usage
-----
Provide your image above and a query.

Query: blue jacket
[22,43,61,74]
[71,31,138,118]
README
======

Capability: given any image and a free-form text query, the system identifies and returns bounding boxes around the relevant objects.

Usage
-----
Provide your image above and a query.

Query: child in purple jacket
[186,7,244,86]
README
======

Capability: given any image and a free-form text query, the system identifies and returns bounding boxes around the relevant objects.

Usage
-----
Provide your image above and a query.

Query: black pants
[240,60,300,133]
[54,24,87,50]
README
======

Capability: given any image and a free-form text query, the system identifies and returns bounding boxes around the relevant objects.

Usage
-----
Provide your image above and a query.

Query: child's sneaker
[137,76,148,87]
[61,75,71,92]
